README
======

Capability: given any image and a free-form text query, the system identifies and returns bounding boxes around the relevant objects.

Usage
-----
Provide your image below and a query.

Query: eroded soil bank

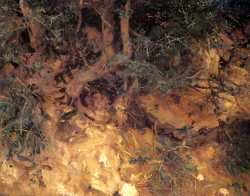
[0,0,250,195]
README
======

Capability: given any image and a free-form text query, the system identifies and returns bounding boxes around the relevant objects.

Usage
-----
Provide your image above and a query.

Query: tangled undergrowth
[225,121,250,176]
[1,0,248,91]
[148,137,197,195]
[0,79,46,161]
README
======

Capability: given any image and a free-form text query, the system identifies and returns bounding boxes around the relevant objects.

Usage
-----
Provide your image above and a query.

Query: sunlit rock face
[66,125,122,194]
[0,119,139,195]
[120,183,138,196]
[0,161,20,187]
[138,88,219,137]
[43,122,137,195]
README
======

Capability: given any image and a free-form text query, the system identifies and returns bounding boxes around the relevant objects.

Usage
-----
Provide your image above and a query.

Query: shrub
[0,80,46,160]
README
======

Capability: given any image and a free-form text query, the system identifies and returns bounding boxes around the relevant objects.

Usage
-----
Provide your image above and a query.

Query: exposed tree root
[19,0,44,50]
[67,0,132,98]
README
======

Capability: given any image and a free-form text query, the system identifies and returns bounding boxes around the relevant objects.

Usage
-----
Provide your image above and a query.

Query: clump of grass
[128,135,197,195]
[149,136,197,195]
[125,0,249,93]
[131,0,221,49]
[148,167,173,196]
[128,147,151,164]
[0,2,25,65]
[119,0,223,93]
[0,79,46,160]
[225,121,250,176]
[0,0,81,66]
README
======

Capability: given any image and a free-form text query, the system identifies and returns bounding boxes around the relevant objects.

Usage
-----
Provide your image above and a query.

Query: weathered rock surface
[138,88,219,138]
[1,14,250,196]
[138,30,250,140]
[0,121,139,196]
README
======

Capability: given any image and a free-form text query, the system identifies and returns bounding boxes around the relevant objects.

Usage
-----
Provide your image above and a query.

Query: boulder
[138,88,219,136]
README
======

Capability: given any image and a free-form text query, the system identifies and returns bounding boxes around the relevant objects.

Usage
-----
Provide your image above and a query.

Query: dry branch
[67,1,132,98]
[19,0,44,50]
[67,54,129,97]
[76,0,84,33]
[121,0,132,57]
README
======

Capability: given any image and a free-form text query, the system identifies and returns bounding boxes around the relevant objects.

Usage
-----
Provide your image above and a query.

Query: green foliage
[0,0,246,96]
[114,33,195,92]
[132,0,221,48]
[0,44,23,66]
[0,0,19,9]
[142,136,197,195]
[128,146,152,165]
[0,12,24,65]
[43,5,78,43]
[129,155,150,164]
[0,80,46,160]
[231,181,249,195]
[225,130,250,176]
[59,109,77,122]
[148,167,172,196]
[0,0,80,66]
[123,0,224,92]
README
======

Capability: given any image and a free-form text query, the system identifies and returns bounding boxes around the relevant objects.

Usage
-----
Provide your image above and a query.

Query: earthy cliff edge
[0,0,250,195]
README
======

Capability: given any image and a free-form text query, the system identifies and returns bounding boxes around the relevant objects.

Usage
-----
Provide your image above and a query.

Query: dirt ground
[0,0,250,195]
